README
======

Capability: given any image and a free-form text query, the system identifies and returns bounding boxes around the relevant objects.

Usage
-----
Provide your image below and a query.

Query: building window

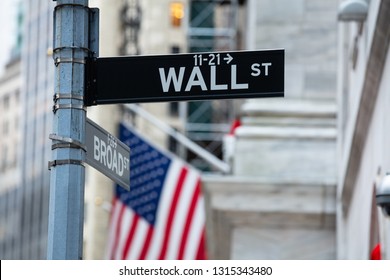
[169,102,179,117]
[3,95,10,111]
[170,2,184,27]
[171,45,180,54]
[15,89,20,103]
[3,120,9,135]
[1,146,7,172]
[14,117,19,130]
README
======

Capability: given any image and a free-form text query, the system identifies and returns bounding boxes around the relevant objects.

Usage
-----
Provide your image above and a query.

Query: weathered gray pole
[47,0,90,259]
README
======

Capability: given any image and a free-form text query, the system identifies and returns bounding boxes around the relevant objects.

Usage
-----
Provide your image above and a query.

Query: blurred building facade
[3,0,388,261]
[0,55,22,260]
[0,0,54,259]
[337,0,390,259]
[204,0,339,259]
[0,0,339,260]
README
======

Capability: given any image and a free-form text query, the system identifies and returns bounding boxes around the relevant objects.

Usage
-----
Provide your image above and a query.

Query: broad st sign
[85,49,284,105]
[85,118,130,190]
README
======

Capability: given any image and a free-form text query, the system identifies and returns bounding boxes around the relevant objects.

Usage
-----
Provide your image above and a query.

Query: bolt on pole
[47,0,90,260]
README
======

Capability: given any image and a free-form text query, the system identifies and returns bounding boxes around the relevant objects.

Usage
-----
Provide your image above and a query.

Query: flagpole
[124,104,231,173]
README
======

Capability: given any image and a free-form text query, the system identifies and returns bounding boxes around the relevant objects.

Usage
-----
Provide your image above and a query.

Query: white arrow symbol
[223,53,233,64]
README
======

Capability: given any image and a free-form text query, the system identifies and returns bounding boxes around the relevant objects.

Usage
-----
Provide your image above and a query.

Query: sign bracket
[49,133,87,152]
[85,57,98,106]
[48,159,85,170]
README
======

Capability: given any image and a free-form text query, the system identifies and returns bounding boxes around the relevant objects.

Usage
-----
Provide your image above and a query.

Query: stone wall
[202,176,336,259]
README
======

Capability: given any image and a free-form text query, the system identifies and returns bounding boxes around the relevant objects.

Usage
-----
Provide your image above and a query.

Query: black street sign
[85,118,130,190]
[85,49,284,105]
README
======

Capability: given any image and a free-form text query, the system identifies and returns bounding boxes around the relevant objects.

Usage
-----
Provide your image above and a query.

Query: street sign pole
[47,0,91,259]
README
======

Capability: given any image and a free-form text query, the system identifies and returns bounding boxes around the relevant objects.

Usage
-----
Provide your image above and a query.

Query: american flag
[106,123,207,260]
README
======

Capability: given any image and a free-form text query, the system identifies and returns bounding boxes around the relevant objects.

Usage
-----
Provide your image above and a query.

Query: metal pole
[47,0,89,259]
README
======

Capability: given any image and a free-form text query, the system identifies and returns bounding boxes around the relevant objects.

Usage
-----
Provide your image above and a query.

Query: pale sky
[0,0,17,75]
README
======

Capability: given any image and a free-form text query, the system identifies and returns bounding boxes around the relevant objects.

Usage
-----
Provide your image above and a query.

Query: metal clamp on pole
[54,57,86,67]
[53,46,91,54]
[48,159,85,170]
[49,133,87,152]
[54,3,90,11]
[53,93,84,102]
[52,93,85,113]
[52,103,86,113]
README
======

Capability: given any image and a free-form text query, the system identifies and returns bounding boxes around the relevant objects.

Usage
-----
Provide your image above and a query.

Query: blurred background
[0,0,389,260]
